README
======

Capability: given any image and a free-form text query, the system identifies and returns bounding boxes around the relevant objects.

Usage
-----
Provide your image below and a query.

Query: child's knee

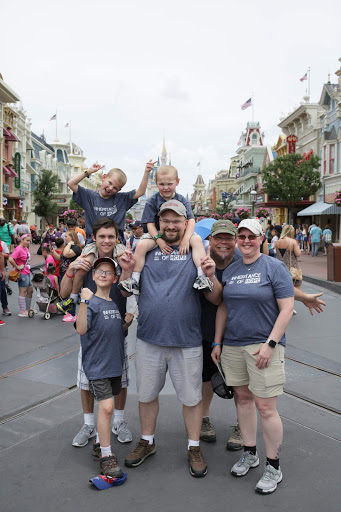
[99,398,114,416]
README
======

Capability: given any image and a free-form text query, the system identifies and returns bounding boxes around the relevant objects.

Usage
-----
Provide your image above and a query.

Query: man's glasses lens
[95,269,115,276]
[237,234,259,241]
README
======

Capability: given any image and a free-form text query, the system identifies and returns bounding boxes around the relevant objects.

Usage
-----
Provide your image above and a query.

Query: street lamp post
[250,189,257,217]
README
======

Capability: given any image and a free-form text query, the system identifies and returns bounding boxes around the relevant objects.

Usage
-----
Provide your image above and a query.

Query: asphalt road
[0,281,340,512]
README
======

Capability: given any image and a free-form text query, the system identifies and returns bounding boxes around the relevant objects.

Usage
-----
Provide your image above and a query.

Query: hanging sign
[14,152,21,188]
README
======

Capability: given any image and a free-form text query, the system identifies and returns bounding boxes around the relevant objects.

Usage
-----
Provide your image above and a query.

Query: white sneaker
[72,423,96,447]
[255,462,282,494]
[112,421,132,443]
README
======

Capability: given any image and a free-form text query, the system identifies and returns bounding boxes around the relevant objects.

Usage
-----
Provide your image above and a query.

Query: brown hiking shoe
[187,446,208,478]
[226,424,243,451]
[100,455,124,478]
[200,417,216,443]
[124,439,156,467]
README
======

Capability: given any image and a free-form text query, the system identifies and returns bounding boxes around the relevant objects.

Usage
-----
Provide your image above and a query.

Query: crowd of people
[0,162,328,495]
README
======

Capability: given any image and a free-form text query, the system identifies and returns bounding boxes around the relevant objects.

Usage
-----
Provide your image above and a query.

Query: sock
[84,413,95,426]
[100,445,112,458]
[244,445,257,455]
[142,434,154,445]
[70,293,78,302]
[18,297,26,312]
[197,267,204,277]
[267,457,280,470]
[132,272,141,284]
[25,297,32,310]
[96,433,100,443]
[188,439,200,449]
[113,409,124,426]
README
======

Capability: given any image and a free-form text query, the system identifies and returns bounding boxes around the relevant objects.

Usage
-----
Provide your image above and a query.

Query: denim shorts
[18,273,32,288]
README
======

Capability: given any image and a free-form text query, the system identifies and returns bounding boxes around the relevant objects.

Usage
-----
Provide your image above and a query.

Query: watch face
[268,340,277,348]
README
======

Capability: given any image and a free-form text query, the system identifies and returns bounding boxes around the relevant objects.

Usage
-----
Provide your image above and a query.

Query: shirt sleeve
[271,261,295,299]
[72,185,92,209]
[142,196,158,224]
[178,195,194,220]
[72,245,82,257]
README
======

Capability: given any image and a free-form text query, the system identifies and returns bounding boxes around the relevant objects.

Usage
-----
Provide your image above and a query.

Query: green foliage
[126,212,133,220]
[33,169,59,222]
[69,199,84,215]
[262,153,321,218]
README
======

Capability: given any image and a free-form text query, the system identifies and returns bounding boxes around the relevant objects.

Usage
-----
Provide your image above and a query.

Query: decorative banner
[3,197,8,206]
[287,135,298,154]
[14,152,21,188]
[18,199,24,209]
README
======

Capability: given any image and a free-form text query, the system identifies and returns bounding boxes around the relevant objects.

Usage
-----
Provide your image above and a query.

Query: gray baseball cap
[158,200,187,218]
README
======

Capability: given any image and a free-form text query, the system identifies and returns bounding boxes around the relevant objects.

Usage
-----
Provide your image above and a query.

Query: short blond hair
[155,165,178,182]
[280,225,295,239]
[107,168,127,186]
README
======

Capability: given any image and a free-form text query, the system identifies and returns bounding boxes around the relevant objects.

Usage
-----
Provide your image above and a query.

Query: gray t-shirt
[73,186,137,239]
[141,192,194,231]
[137,246,201,348]
[81,295,124,381]
[222,254,294,347]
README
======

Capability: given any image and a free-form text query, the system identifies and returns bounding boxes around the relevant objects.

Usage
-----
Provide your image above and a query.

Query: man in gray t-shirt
[120,200,222,478]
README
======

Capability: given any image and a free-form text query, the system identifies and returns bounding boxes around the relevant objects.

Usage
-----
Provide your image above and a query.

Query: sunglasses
[237,234,260,241]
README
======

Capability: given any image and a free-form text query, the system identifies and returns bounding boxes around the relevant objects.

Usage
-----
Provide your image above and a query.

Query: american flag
[300,73,308,82]
[50,114,56,121]
[65,122,69,128]
[237,137,242,146]
[241,98,252,110]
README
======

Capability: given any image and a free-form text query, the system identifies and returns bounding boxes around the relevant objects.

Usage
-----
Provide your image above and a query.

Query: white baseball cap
[237,219,263,235]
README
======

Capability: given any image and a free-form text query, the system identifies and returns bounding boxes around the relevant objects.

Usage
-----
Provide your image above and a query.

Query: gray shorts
[135,338,203,406]
[77,338,130,390]
[89,377,122,401]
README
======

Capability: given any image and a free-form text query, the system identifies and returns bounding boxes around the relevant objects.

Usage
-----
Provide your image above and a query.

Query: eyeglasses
[159,219,185,226]
[214,236,235,243]
[94,269,115,277]
[237,234,260,241]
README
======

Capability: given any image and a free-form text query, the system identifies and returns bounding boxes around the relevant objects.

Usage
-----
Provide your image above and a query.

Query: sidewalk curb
[303,274,341,295]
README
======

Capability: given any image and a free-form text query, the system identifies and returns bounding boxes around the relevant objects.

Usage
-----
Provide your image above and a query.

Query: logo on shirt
[228,272,261,285]
[94,206,118,217]
[154,249,187,261]
[102,309,121,320]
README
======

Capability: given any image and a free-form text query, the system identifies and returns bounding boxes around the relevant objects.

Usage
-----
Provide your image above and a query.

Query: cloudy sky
[2,0,340,196]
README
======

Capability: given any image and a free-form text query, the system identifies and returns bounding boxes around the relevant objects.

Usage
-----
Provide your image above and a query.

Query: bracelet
[211,342,222,348]
[83,170,90,178]
[65,272,75,279]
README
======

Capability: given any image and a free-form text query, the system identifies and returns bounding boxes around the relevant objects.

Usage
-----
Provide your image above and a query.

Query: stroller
[29,268,60,320]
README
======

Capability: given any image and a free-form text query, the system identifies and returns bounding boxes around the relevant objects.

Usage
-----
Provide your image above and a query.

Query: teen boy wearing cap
[77,256,126,478]
[120,199,221,478]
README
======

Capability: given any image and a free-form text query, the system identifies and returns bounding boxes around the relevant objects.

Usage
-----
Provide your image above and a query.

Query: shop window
[329,145,335,174]
[323,146,326,175]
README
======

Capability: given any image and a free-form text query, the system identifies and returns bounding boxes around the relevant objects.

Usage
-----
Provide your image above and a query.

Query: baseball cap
[210,220,237,237]
[237,219,263,235]
[94,257,117,271]
[129,220,142,228]
[158,200,187,218]
[89,473,128,490]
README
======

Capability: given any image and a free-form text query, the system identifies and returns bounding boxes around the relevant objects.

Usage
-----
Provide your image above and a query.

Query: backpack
[324,231,332,243]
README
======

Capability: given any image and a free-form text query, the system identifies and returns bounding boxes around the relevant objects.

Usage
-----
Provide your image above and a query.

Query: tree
[33,169,59,222]
[69,199,84,215]
[262,153,321,222]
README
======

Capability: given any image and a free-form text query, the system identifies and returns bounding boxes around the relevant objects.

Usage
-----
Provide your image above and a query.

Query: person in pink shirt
[8,234,33,317]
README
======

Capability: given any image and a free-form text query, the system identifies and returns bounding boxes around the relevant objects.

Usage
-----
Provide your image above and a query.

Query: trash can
[327,243,341,282]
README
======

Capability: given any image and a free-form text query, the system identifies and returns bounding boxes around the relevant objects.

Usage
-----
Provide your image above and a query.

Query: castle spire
[161,132,167,165]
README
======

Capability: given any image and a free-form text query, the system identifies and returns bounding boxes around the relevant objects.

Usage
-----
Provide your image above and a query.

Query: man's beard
[162,230,181,244]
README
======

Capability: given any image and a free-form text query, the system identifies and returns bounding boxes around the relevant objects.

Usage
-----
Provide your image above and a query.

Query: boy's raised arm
[76,288,93,335]
[68,163,104,194]
[133,160,157,199]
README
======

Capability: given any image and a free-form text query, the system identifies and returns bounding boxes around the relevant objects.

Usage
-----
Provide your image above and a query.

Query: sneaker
[200,417,216,443]
[125,439,155,467]
[0,320,5,326]
[63,313,77,322]
[72,424,96,447]
[226,424,243,451]
[193,275,213,292]
[2,308,11,316]
[57,297,75,314]
[112,421,133,443]
[92,442,101,459]
[118,277,140,295]
[187,446,208,478]
[255,463,282,494]
[231,451,259,477]
[100,455,124,478]
[18,312,28,318]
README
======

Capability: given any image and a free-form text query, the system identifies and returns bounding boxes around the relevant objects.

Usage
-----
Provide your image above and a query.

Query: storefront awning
[26,162,38,175]
[3,166,11,176]
[8,167,18,178]
[3,127,20,142]
[26,141,34,151]
[297,201,341,216]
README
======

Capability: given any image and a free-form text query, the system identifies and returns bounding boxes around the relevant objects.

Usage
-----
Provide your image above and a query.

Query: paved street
[0,273,340,511]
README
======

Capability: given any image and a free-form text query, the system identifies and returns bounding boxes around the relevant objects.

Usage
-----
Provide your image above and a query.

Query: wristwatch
[80,299,90,305]
[266,339,277,348]
[153,234,162,242]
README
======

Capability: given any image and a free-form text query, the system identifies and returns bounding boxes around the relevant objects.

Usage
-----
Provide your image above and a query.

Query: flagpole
[55,109,58,139]
[308,67,311,97]
[252,93,254,122]
[69,121,72,145]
